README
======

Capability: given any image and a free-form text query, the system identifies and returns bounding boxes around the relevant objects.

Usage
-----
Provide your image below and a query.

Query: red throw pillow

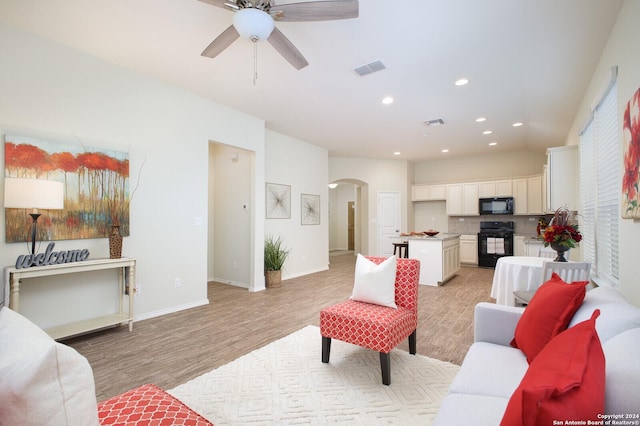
[511,272,588,363]
[501,310,605,426]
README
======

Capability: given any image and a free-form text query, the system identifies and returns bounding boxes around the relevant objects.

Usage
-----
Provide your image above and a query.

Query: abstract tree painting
[622,88,640,219]
[4,135,130,242]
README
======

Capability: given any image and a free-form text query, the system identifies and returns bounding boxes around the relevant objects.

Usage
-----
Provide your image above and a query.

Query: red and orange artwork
[622,88,640,219]
[4,135,130,243]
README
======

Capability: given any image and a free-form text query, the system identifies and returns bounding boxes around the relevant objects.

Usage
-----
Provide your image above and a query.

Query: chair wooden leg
[380,352,391,385]
[409,329,417,355]
[322,336,331,363]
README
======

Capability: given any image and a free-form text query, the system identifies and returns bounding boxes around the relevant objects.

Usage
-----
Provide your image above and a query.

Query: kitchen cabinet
[527,175,544,214]
[514,235,526,256]
[513,179,528,214]
[412,184,446,201]
[460,234,478,265]
[512,175,543,215]
[546,145,578,212]
[408,235,460,286]
[525,238,543,257]
[478,180,513,198]
[446,182,479,216]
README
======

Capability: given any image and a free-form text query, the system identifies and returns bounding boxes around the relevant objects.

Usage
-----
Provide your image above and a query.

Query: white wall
[329,158,410,255]
[0,23,267,324]
[265,130,329,279]
[566,0,640,306]
[413,150,547,184]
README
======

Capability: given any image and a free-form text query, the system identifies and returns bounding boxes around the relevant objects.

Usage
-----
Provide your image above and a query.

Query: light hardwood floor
[66,254,495,401]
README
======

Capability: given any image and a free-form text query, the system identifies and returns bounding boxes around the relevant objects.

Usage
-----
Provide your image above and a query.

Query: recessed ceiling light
[512,122,523,127]
[393,151,401,156]
[454,78,469,86]
[382,96,394,105]
[483,130,493,135]
[328,183,338,189]
[476,117,486,122]
[441,149,449,153]
[489,142,498,146]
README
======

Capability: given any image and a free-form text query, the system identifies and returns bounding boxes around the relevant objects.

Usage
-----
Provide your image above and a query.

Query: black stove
[477,221,514,268]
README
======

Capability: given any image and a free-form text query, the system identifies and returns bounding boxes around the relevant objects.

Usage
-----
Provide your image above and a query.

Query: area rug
[169,325,459,425]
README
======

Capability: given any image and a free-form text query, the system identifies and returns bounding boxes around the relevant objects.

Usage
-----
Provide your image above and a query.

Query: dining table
[490,256,549,306]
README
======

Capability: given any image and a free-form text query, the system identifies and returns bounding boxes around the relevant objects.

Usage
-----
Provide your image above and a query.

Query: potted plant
[264,235,290,288]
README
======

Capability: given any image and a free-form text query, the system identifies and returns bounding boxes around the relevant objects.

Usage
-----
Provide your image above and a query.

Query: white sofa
[434,286,640,425]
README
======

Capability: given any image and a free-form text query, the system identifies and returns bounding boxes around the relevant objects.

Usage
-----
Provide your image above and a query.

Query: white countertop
[397,234,461,241]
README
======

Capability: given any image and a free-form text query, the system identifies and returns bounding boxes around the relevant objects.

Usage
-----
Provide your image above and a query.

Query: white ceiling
[0,0,623,161]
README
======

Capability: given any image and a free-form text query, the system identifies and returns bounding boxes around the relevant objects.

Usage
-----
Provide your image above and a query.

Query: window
[579,68,619,287]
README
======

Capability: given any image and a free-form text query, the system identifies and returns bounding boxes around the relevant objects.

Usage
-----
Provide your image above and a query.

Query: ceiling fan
[198,0,359,70]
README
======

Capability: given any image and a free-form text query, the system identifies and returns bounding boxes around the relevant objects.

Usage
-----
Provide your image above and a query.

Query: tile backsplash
[448,214,548,237]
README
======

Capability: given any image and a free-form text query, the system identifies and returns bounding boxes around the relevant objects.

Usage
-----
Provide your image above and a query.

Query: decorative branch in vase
[104,156,146,259]
[542,207,582,262]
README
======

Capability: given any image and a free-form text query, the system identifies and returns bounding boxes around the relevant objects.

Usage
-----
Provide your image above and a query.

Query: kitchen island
[402,234,461,286]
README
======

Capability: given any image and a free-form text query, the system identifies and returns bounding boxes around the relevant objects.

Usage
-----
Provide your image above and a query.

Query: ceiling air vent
[424,118,445,126]
[354,60,386,77]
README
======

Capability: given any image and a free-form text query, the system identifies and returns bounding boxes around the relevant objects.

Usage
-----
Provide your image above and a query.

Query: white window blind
[580,121,596,267]
[579,76,620,287]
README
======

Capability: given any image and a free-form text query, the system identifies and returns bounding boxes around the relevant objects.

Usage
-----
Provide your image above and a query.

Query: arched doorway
[328,179,368,256]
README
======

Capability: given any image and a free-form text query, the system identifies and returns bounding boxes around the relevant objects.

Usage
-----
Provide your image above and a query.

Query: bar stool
[393,242,409,258]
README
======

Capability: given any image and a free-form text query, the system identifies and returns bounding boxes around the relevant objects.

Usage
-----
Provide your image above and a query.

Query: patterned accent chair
[320,256,420,385]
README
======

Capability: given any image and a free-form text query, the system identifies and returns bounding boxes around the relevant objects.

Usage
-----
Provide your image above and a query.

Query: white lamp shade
[233,8,274,41]
[4,178,64,210]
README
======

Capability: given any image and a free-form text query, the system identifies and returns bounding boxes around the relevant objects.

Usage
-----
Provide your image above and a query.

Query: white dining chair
[513,261,591,306]
[540,261,591,283]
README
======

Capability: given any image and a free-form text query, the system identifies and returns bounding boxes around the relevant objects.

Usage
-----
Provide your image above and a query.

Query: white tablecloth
[491,256,549,306]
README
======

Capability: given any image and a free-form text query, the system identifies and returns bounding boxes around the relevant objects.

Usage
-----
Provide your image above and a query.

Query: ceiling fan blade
[271,0,358,22]
[267,27,309,70]
[197,0,233,10]
[201,25,240,58]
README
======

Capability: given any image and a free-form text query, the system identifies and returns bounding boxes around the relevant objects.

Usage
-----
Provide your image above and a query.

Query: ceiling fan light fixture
[233,8,274,41]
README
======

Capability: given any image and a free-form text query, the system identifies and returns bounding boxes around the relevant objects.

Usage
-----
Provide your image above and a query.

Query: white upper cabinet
[463,183,479,215]
[446,184,464,215]
[527,175,544,215]
[546,146,578,212]
[496,180,513,196]
[447,183,479,215]
[479,180,513,198]
[412,184,447,201]
[513,179,528,214]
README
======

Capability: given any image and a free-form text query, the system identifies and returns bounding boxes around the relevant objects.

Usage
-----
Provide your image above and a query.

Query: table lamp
[4,177,65,254]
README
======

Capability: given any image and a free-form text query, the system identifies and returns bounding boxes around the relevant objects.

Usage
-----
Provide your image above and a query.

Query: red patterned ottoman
[97,384,212,426]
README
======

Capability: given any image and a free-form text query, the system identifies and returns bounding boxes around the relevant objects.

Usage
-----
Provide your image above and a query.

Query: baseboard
[209,277,249,289]
[283,266,329,280]
[134,299,209,322]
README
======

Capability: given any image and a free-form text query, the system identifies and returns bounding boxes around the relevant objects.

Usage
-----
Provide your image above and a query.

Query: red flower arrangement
[543,208,582,249]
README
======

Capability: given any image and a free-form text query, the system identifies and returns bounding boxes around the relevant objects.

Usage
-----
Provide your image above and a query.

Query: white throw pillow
[350,254,397,308]
[0,308,99,426]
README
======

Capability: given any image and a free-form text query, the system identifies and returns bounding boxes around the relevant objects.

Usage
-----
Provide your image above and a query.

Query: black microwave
[479,197,514,215]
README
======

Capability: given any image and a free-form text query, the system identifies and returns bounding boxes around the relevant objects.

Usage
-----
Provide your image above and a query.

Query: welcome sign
[14,242,90,269]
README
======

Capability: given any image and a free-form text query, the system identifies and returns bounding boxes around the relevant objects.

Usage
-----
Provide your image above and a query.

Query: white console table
[4,258,136,340]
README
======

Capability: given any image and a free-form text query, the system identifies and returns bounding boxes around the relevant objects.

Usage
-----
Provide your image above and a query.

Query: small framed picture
[266,183,291,219]
[301,194,320,225]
